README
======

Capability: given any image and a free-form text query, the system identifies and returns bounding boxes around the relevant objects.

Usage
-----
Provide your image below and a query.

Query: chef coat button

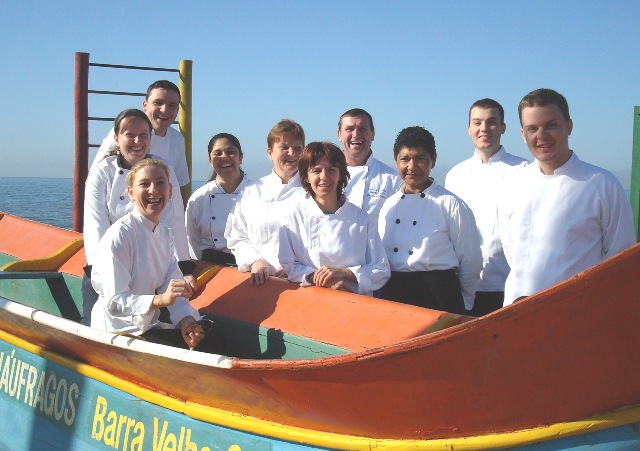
[420,193,426,198]
[119,170,124,174]
[401,194,405,199]
[393,247,398,252]
[120,195,124,200]
[413,221,417,225]
[212,216,216,220]
[409,250,413,255]
[395,219,400,224]
[214,238,218,242]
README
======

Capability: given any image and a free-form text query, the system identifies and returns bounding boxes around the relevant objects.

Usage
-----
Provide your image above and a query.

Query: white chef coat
[225,171,306,273]
[378,180,482,310]
[345,155,401,226]
[499,152,636,305]
[185,174,250,259]
[445,147,528,292]
[92,127,190,186]
[84,153,189,266]
[90,209,199,334]
[279,196,390,296]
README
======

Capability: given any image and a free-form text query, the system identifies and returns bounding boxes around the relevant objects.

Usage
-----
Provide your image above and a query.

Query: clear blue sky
[1,1,639,187]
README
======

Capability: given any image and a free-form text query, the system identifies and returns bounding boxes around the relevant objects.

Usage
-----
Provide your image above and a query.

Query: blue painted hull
[0,339,325,451]
[2,336,639,450]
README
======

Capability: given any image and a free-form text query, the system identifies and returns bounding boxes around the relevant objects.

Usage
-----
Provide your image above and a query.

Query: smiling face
[267,133,304,183]
[209,138,243,182]
[337,115,375,166]
[307,156,340,201]
[395,146,435,194]
[468,106,506,156]
[127,164,172,223]
[142,88,180,136]
[114,116,151,168]
[520,104,573,174]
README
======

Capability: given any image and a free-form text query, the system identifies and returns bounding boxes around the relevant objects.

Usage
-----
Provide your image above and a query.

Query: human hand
[312,266,355,288]
[250,260,270,285]
[178,316,205,350]
[183,274,197,292]
[329,279,356,293]
[153,279,194,309]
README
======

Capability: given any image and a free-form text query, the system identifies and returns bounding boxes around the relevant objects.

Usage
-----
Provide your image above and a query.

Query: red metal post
[73,52,89,232]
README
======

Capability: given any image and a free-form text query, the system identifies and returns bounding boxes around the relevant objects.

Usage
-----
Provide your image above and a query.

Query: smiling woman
[278,142,390,296]
[185,133,250,265]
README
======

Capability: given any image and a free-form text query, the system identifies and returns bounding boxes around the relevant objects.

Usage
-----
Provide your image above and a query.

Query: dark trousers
[142,320,228,355]
[201,248,237,266]
[469,291,504,317]
[81,272,99,326]
[378,269,466,315]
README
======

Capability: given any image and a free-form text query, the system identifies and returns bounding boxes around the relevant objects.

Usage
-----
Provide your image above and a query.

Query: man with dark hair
[91,80,190,203]
[499,88,635,305]
[337,108,400,226]
[445,98,527,316]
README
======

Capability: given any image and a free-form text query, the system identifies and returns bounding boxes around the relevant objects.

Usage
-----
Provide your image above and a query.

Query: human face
[395,146,435,194]
[307,157,340,202]
[114,116,151,168]
[127,165,172,223]
[142,88,180,136]
[520,104,573,174]
[468,107,506,155]
[337,115,375,166]
[267,133,304,183]
[209,138,243,182]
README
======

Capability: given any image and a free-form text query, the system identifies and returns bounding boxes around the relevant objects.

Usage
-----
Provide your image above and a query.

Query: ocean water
[0,177,205,231]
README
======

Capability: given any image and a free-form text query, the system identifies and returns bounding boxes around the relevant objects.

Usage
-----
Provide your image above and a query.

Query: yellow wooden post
[179,60,193,201]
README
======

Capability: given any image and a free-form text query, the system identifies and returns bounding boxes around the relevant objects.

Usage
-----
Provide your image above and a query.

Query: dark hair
[298,142,350,199]
[338,108,375,132]
[146,80,181,101]
[207,133,243,182]
[208,133,243,158]
[105,109,153,160]
[393,126,437,160]
[267,118,305,149]
[469,98,504,124]
[518,88,570,124]
[114,108,153,135]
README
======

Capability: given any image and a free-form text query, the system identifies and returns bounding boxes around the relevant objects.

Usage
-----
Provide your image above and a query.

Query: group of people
[82,79,636,354]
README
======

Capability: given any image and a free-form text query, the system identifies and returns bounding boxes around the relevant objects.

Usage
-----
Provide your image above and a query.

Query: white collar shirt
[444,147,528,291]
[225,171,306,273]
[499,152,636,305]
[345,155,401,227]
[185,174,250,259]
[90,209,199,334]
[378,180,482,310]
[83,153,189,265]
[279,196,390,296]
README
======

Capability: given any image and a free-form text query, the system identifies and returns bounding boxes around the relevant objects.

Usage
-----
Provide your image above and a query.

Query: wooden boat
[1,210,639,450]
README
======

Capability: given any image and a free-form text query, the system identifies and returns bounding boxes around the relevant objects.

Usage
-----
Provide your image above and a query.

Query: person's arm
[185,192,203,260]
[343,213,390,294]
[225,194,266,272]
[601,178,636,257]
[83,166,113,266]
[448,199,482,310]
[278,223,316,285]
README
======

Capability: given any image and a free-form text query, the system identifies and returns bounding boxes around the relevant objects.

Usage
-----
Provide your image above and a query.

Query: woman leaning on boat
[278,142,390,296]
[185,133,250,266]
[81,109,194,326]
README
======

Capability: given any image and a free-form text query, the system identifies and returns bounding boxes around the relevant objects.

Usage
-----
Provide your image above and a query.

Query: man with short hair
[499,88,635,305]
[445,98,527,315]
[92,80,190,203]
[337,108,400,226]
